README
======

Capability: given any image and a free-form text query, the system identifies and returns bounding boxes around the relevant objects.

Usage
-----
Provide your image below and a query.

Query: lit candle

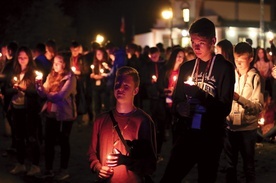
[152,75,157,82]
[90,64,94,73]
[258,117,265,126]
[35,71,43,81]
[184,76,195,86]
[173,75,177,82]
[13,76,18,83]
[71,66,76,73]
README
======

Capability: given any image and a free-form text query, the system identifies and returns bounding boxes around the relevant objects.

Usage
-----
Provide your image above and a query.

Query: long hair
[255,47,270,63]
[165,47,185,79]
[47,53,71,92]
[216,39,234,64]
[92,47,109,74]
[13,46,36,86]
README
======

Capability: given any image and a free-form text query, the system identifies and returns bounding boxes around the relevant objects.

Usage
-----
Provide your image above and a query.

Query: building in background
[134,0,276,49]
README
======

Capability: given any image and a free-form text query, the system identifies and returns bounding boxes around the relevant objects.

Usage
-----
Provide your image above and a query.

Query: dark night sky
[0,0,169,48]
[1,0,270,48]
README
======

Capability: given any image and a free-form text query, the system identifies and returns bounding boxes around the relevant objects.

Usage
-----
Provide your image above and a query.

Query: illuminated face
[53,56,65,73]
[149,52,160,62]
[45,46,55,60]
[70,46,81,57]
[18,51,29,68]
[234,53,252,71]
[176,51,185,64]
[114,75,138,103]
[257,49,265,59]
[96,50,104,61]
[190,34,215,61]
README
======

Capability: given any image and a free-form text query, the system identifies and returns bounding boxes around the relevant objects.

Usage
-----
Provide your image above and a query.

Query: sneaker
[54,169,70,181]
[10,163,26,174]
[26,165,41,176]
[37,170,54,179]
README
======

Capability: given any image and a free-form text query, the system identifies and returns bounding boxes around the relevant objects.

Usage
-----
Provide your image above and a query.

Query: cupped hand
[98,165,114,179]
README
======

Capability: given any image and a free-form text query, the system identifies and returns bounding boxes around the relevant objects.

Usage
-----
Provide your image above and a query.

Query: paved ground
[1,114,276,183]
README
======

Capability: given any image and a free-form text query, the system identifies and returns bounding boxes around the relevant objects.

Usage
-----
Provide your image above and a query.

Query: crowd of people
[0,17,276,183]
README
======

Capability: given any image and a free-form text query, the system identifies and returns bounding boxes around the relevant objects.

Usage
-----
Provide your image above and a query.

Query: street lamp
[96,34,104,45]
[162,9,173,46]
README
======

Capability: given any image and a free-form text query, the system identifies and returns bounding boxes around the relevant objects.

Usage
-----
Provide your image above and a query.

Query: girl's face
[18,51,29,68]
[53,56,65,73]
[176,51,185,64]
[96,50,104,61]
[258,49,265,59]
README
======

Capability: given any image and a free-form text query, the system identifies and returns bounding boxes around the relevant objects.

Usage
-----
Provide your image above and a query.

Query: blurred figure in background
[216,39,235,66]
[157,47,185,144]
[8,46,42,176]
[36,53,77,181]
[1,41,19,157]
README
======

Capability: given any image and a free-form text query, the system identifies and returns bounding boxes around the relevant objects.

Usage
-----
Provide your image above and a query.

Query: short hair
[115,66,140,88]
[149,47,159,54]
[35,42,46,54]
[70,40,81,48]
[234,42,254,58]
[245,38,253,46]
[189,18,216,39]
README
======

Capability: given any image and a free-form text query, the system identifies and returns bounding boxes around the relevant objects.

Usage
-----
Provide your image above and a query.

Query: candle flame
[184,76,195,85]
[35,71,43,80]
[71,66,76,72]
[13,76,18,82]
[152,75,157,80]
[173,75,177,81]
[90,65,94,69]
[258,117,265,125]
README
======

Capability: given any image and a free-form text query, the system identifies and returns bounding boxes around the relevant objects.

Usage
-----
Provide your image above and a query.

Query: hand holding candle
[35,71,43,81]
[35,71,43,86]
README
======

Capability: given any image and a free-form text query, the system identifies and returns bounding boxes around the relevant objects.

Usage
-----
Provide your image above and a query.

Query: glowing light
[161,9,173,20]
[258,117,265,125]
[227,28,235,37]
[267,31,274,41]
[35,71,43,80]
[173,75,177,82]
[182,8,189,22]
[184,76,195,85]
[13,76,18,82]
[96,34,104,44]
[71,66,76,72]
